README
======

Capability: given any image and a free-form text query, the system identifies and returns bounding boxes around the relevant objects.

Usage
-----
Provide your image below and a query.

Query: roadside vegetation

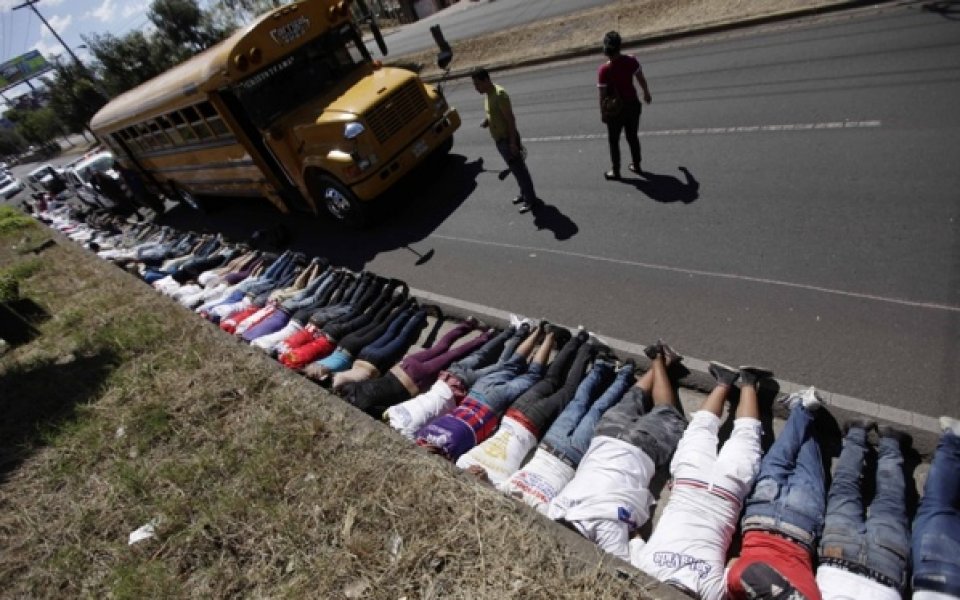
[0,213,667,597]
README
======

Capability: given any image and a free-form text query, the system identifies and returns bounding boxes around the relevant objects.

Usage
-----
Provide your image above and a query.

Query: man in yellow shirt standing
[471,67,540,214]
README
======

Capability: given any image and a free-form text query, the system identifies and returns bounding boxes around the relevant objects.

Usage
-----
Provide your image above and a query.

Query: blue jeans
[495,138,537,202]
[542,360,628,466]
[469,354,545,413]
[357,308,429,372]
[819,427,909,589]
[742,405,825,550]
[912,431,960,596]
[446,326,525,389]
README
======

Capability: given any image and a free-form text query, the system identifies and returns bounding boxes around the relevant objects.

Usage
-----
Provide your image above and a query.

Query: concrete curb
[411,287,944,458]
[414,0,902,82]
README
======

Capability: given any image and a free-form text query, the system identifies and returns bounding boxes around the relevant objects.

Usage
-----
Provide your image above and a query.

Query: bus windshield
[230,23,368,129]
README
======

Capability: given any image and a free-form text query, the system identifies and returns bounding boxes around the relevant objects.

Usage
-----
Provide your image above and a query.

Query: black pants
[606,98,642,172]
[509,333,594,434]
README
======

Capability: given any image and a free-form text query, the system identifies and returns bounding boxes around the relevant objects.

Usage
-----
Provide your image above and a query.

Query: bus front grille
[365,81,428,144]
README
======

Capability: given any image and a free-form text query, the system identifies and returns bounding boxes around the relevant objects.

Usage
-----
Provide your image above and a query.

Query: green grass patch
[0,205,36,234]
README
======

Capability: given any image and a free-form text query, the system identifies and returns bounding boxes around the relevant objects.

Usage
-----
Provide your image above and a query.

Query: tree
[148,0,232,53]
[5,107,63,146]
[0,129,26,156]
[43,59,106,136]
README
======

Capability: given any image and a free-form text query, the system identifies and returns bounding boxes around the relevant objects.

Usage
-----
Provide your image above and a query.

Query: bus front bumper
[350,108,461,202]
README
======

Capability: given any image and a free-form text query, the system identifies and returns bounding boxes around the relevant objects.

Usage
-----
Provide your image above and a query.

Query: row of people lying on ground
[35,206,959,600]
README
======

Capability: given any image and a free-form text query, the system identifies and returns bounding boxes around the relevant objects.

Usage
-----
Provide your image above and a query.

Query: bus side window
[149,120,172,148]
[135,124,155,150]
[198,101,230,138]
[168,111,198,143]
[183,105,213,140]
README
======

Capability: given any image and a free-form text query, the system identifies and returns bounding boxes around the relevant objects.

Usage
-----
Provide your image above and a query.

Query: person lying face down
[414,323,554,461]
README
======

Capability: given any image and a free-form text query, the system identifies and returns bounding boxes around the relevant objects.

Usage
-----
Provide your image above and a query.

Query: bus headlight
[344,122,365,140]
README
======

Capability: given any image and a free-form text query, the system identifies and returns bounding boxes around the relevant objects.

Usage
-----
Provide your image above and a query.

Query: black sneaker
[658,339,683,365]
[548,325,572,348]
[843,418,877,436]
[709,361,740,386]
[739,366,774,388]
[517,201,534,214]
[879,425,911,447]
[643,344,660,360]
[511,195,524,204]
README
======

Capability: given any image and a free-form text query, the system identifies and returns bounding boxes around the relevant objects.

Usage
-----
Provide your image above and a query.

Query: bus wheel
[318,176,369,227]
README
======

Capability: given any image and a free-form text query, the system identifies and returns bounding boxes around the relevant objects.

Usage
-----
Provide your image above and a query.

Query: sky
[0,0,152,103]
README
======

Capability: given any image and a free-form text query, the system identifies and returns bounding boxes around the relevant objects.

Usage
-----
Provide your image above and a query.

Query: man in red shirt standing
[598,31,652,180]
[726,387,825,600]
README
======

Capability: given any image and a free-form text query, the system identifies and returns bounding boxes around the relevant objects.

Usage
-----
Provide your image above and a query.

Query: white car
[26,164,67,194]
[0,174,24,199]
[63,151,118,206]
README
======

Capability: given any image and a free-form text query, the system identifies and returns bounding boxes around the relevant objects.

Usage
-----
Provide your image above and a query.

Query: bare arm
[635,68,652,104]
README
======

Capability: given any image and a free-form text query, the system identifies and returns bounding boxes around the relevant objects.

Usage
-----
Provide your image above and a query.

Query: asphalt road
[374,0,611,58]
[13,4,958,420]
[346,3,958,419]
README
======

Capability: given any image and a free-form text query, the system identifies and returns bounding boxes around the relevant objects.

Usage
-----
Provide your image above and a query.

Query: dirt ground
[395,0,856,78]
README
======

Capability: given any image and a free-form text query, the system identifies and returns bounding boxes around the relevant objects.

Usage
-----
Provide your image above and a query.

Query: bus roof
[90,16,264,132]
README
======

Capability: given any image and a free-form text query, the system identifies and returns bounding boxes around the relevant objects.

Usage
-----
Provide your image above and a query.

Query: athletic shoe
[709,361,739,387]
[843,417,877,435]
[940,416,960,437]
[739,366,774,388]
[879,425,910,447]
[780,386,822,412]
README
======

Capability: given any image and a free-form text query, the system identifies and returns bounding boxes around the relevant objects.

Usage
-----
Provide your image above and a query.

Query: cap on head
[603,31,622,56]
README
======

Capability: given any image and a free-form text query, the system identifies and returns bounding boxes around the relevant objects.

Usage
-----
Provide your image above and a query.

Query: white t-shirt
[547,436,655,560]
[816,564,901,600]
[456,416,537,485]
[384,379,455,440]
[499,448,574,515]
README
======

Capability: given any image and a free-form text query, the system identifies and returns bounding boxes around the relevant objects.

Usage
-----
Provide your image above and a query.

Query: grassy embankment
[0,208,673,598]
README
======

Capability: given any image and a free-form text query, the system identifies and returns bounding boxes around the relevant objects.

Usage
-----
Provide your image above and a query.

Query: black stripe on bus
[134,136,240,159]
[146,159,257,174]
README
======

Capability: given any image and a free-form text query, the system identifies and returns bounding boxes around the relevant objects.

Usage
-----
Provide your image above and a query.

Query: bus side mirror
[431,25,452,70]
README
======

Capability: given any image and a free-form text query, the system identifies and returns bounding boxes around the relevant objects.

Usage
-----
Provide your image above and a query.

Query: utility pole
[12,0,85,69]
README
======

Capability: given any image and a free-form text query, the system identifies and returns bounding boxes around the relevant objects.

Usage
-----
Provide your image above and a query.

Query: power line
[12,0,84,68]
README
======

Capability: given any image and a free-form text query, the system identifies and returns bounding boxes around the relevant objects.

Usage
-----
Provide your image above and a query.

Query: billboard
[0,50,53,93]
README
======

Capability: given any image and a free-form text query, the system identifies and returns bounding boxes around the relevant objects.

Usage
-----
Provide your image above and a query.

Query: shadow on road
[922,1,960,20]
[157,154,484,271]
[530,201,579,241]
[627,166,700,205]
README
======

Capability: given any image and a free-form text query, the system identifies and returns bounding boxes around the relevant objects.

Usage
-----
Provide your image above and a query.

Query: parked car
[26,164,67,195]
[0,173,25,199]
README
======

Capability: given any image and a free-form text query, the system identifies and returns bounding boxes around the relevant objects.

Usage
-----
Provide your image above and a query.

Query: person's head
[470,66,493,93]
[603,31,622,57]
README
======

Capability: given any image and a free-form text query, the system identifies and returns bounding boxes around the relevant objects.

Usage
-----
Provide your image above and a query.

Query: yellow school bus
[89,0,459,225]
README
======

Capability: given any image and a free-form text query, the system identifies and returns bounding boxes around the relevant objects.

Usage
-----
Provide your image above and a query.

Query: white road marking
[428,234,959,313]
[411,287,944,434]
[523,120,882,143]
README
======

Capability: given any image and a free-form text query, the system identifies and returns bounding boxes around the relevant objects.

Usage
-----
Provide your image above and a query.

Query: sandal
[604,170,620,180]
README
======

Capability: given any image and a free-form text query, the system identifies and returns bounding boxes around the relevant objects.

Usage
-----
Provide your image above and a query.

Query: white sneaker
[940,416,960,436]
[780,386,822,411]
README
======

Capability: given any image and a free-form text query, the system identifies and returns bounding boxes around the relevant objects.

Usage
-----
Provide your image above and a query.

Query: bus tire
[316,175,370,227]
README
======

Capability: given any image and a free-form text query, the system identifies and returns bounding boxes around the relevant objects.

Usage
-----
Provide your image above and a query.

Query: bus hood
[317,67,419,121]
